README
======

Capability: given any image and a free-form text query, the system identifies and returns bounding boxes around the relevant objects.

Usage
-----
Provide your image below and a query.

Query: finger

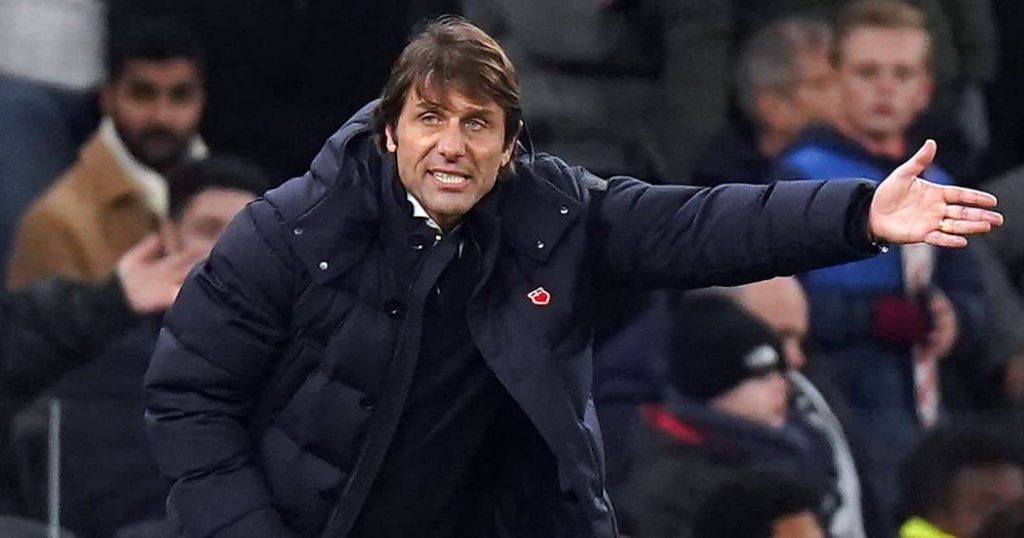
[923,230,968,248]
[942,185,999,208]
[162,244,208,267]
[944,220,993,235]
[123,234,163,262]
[893,139,937,179]
[944,205,1005,225]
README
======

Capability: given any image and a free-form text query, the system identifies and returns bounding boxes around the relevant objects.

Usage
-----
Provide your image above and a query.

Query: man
[898,422,1024,538]
[144,17,1000,538]
[6,18,206,289]
[620,294,809,538]
[11,157,265,537]
[693,17,839,187]
[775,0,986,521]
[732,278,877,538]
[693,470,826,538]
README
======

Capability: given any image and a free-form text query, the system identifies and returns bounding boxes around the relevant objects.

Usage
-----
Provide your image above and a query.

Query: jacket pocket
[259,426,347,535]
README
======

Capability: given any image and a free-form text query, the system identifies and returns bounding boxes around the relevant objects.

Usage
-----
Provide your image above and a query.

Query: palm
[869,140,1002,248]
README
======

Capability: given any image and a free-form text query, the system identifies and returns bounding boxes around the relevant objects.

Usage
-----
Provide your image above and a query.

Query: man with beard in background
[6,17,207,289]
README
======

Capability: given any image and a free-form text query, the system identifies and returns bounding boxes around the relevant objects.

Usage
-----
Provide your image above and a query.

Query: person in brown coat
[6,18,206,289]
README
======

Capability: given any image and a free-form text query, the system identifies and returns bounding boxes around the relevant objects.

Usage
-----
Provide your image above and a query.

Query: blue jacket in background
[775,125,986,524]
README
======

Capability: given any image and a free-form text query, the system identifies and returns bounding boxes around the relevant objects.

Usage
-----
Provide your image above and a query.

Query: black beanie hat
[667,294,786,401]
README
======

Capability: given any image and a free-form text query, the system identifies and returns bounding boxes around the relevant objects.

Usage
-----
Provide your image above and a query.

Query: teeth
[433,172,467,184]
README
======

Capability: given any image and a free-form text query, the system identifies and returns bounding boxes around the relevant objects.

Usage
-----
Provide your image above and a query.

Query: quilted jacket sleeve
[587,174,882,288]
[144,200,300,538]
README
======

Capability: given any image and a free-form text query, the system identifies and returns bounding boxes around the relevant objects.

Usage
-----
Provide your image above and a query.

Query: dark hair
[373,16,521,153]
[106,17,206,82]
[693,470,823,537]
[832,0,931,69]
[736,17,832,123]
[167,156,269,221]
[899,421,1024,521]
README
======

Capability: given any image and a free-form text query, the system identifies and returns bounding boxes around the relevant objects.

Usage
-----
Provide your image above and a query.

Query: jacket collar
[77,132,146,210]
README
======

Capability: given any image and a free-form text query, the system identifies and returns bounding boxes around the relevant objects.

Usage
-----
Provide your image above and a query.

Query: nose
[151,97,178,126]
[876,72,897,95]
[436,121,467,161]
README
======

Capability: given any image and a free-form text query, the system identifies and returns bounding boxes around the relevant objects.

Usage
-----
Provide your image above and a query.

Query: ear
[501,121,522,167]
[385,124,398,153]
[501,140,515,167]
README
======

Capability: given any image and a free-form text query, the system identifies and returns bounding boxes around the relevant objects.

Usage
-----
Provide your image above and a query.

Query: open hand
[869,140,1003,247]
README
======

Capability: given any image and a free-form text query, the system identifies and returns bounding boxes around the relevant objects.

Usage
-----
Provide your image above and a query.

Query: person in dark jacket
[12,156,266,537]
[620,294,817,538]
[143,17,1002,538]
[692,16,839,187]
[0,232,202,515]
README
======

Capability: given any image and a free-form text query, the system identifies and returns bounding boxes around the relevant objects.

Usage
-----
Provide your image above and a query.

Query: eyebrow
[413,99,497,119]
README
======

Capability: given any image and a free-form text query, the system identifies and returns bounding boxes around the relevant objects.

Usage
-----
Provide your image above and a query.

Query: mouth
[431,171,470,186]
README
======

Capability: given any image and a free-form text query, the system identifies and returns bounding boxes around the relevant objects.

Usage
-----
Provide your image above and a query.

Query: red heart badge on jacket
[527,287,551,306]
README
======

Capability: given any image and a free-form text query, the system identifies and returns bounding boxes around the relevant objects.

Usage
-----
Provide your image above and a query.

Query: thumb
[892,139,937,180]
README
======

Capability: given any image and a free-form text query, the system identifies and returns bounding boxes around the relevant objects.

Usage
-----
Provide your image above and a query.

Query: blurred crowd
[0,0,1023,537]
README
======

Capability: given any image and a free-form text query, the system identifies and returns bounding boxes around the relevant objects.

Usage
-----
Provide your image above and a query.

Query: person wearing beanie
[619,293,829,538]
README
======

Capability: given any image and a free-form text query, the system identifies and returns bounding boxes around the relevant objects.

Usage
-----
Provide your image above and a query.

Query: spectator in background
[6,18,208,290]
[693,17,838,187]
[775,0,985,522]
[692,470,826,538]
[0,234,202,515]
[10,156,266,536]
[730,278,875,538]
[898,422,1024,538]
[620,294,823,538]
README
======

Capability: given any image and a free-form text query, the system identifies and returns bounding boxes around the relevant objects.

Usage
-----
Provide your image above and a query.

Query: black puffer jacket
[144,101,880,538]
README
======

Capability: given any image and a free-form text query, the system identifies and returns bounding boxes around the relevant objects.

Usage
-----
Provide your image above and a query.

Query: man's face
[773,511,825,538]
[761,48,839,140]
[836,27,932,142]
[791,49,840,129]
[385,87,514,231]
[940,464,1024,538]
[102,59,205,172]
[712,371,789,428]
[162,188,254,256]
